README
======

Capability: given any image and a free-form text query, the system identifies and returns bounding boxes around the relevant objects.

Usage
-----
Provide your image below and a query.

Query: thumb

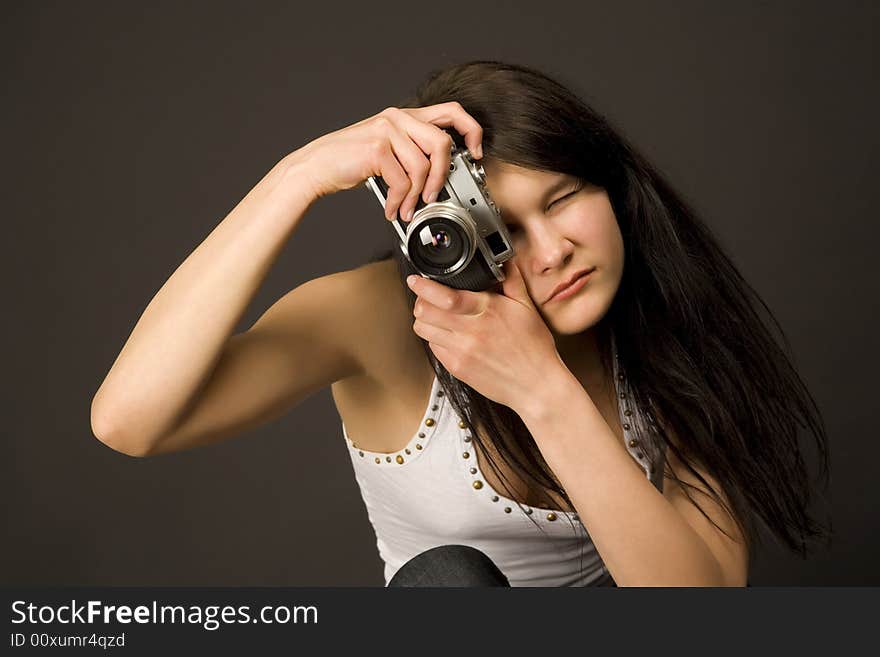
[500,260,535,308]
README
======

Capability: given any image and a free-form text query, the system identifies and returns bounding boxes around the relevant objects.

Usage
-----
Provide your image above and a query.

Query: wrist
[518,365,582,425]
[278,146,323,207]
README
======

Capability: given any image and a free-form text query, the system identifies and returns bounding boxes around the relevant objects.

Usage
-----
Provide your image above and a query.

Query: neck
[553,327,611,398]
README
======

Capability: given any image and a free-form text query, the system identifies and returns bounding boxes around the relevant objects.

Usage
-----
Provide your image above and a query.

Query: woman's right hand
[291,102,484,223]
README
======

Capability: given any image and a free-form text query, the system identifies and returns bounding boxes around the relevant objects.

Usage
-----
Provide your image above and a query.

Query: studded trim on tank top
[343,374,446,466]
[611,334,660,478]
[457,334,656,522]
[344,333,659,500]
[455,415,579,524]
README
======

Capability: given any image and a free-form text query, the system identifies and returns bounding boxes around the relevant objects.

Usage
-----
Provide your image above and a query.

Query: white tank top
[340,335,666,586]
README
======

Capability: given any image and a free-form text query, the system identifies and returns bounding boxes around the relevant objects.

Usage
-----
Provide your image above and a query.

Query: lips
[546,267,595,303]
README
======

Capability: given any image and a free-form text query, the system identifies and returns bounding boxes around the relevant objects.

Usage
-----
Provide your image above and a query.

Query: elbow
[90,401,154,458]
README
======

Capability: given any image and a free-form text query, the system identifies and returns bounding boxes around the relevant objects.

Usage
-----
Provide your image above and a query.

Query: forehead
[481,160,567,187]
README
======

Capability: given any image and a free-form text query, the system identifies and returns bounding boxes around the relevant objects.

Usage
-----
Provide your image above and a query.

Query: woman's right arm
[90,103,483,458]
[90,151,323,456]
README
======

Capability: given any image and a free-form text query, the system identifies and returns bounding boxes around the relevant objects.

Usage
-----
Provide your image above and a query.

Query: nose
[525,222,574,275]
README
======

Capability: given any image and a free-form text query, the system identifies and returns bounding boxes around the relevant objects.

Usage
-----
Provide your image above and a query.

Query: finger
[406,102,484,156]
[392,110,456,206]
[374,116,429,219]
[374,143,410,221]
[405,101,484,160]
[382,113,432,221]
[427,342,458,372]
[412,318,457,350]
[407,275,486,316]
[413,296,468,332]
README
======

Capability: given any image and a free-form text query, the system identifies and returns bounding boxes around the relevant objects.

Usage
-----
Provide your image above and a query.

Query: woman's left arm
[406,263,748,587]
[519,367,750,587]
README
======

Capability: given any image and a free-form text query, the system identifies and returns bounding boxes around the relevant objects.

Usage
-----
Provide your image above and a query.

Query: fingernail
[476,144,483,158]
[427,191,438,204]
[406,207,414,222]
[406,275,418,287]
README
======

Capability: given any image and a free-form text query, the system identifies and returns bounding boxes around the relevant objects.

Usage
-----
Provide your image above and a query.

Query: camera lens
[408,219,469,275]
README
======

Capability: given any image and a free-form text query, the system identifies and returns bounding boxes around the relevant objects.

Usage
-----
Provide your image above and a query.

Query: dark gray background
[2,0,875,585]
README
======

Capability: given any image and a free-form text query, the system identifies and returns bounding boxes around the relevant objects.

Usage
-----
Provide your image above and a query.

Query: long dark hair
[369,60,831,573]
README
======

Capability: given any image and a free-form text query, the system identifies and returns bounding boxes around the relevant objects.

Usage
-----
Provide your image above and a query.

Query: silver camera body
[364,142,515,291]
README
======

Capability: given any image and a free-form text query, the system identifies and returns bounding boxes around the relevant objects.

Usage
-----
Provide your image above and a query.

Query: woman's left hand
[407,259,565,414]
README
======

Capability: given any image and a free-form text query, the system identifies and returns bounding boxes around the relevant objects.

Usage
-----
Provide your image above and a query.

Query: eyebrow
[498,176,577,219]
[540,176,576,203]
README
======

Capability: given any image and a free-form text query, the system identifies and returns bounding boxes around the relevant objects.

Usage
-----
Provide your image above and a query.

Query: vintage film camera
[364,140,515,291]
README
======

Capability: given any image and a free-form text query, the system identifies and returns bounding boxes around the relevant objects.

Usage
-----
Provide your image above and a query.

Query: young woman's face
[480,161,624,336]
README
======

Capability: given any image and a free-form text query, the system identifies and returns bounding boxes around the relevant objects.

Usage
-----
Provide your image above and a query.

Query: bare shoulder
[335,257,427,388]
[329,257,435,449]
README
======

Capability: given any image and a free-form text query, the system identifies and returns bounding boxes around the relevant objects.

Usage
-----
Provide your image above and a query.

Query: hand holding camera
[291,101,514,291]
[366,140,514,291]
[292,102,483,222]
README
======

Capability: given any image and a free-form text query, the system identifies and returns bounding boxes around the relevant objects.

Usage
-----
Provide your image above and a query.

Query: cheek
[566,208,623,262]
[603,221,625,270]
[596,221,625,290]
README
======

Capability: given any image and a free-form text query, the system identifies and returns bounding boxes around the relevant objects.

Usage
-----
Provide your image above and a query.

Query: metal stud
[623,423,631,431]
[425,418,435,427]
[547,512,557,521]
[620,392,626,399]
[431,404,439,411]
[504,507,512,513]
[415,444,422,450]
[458,420,468,429]
[464,435,472,442]
[462,451,470,459]
[623,409,632,417]
[473,480,483,490]
[491,495,499,502]
[525,508,533,515]
[386,456,392,462]
[351,442,358,448]
[359,451,364,457]
[437,390,444,397]
[405,448,411,454]
[469,467,477,474]
[418,432,425,438]
[636,452,644,459]
[618,373,625,381]
[629,438,639,447]
[374,457,381,464]
[396,455,404,464]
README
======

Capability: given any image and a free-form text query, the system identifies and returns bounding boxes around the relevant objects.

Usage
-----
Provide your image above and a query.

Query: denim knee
[387,544,511,587]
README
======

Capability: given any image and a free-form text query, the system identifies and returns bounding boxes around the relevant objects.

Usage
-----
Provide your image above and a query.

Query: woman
[91,60,831,587]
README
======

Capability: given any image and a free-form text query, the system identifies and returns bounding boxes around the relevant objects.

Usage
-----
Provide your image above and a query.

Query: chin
[542,291,611,336]
[549,316,602,337]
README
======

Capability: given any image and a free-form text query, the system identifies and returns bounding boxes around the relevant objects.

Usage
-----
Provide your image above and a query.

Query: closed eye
[548,185,583,210]
[504,182,584,233]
